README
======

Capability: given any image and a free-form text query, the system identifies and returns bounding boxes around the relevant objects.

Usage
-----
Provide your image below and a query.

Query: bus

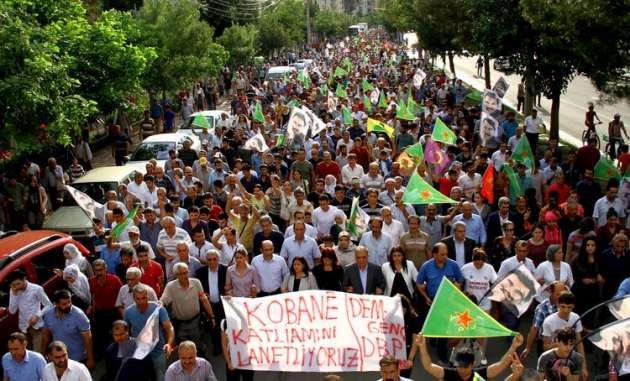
[348,23,368,35]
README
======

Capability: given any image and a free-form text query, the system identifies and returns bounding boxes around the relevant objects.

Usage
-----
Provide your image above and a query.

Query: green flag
[465,89,483,104]
[407,97,419,115]
[512,136,535,171]
[624,165,630,178]
[287,99,300,109]
[342,106,352,125]
[421,277,517,338]
[362,78,374,92]
[111,205,139,239]
[502,164,523,198]
[363,96,372,114]
[327,69,334,86]
[396,102,415,121]
[334,66,347,78]
[276,135,285,148]
[346,197,369,240]
[404,142,424,162]
[192,114,211,129]
[252,101,265,123]
[320,83,328,95]
[403,170,457,204]
[378,90,387,109]
[594,157,621,180]
[342,57,353,72]
[335,83,347,99]
[431,118,457,145]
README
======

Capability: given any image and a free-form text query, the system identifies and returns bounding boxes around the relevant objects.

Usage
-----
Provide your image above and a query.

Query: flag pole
[571,294,630,329]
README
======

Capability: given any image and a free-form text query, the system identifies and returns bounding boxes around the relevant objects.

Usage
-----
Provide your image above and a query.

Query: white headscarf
[63,264,91,305]
[324,174,337,196]
[63,243,82,266]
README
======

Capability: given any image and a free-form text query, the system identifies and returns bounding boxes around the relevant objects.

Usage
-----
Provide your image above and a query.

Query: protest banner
[222,290,406,372]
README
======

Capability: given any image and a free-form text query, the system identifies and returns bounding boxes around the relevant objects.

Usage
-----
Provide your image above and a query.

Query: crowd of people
[2,28,630,381]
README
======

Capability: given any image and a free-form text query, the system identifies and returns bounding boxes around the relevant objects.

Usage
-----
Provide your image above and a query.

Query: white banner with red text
[221,290,406,372]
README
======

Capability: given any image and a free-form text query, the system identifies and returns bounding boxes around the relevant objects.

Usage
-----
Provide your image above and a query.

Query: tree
[382,0,415,33]
[0,0,95,153]
[217,24,259,67]
[313,10,358,38]
[414,0,471,77]
[256,0,305,55]
[138,0,228,97]
[200,0,262,36]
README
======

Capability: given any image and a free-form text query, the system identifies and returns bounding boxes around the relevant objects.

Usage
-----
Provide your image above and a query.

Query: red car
[0,230,90,350]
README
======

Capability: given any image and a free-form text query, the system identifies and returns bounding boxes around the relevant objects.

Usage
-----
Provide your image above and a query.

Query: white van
[265,66,297,82]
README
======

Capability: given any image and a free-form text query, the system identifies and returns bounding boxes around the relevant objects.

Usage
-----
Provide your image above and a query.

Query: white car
[265,66,297,82]
[126,133,201,171]
[177,110,230,137]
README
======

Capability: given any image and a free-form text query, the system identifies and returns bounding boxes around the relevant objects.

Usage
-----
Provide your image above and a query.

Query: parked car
[42,166,145,243]
[126,133,201,170]
[177,110,230,137]
[0,230,90,353]
[265,66,297,82]
[493,57,515,74]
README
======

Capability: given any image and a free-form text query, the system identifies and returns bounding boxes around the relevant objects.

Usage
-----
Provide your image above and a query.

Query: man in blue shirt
[2,332,46,381]
[124,284,175,381]
[615,277,630,298]
[416,242,463,362]
[416,242,464,303]
[41,289,93,370]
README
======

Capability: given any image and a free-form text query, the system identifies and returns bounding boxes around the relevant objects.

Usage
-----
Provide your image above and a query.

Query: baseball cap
[128,226,140,235]
[199,157,208,166]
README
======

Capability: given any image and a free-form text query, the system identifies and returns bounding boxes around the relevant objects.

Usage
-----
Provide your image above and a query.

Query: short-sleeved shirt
[89,274,123,310]
[537,349,583,381]
[417,259,464,299]
[2,350,46,381]
[131,260,164,296]
[461,263,497,310]
[124,302,170,356]
[542,312,582,339]
[160,278,204,320]
[42,306,91,361]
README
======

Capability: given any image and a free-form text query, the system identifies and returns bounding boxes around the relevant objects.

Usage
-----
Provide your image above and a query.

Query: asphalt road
[404,32,630,148]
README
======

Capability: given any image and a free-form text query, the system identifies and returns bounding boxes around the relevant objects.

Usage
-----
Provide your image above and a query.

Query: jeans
[151,351,166,381]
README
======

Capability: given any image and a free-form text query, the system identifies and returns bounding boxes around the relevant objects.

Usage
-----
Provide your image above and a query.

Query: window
[30,247,66,287]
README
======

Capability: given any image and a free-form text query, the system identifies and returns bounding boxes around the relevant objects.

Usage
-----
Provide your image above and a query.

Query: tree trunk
[305,0,311,45]
[448,51,456,78]
[549,91,560,140]
[484,56,491,89]
[524,64,536,116]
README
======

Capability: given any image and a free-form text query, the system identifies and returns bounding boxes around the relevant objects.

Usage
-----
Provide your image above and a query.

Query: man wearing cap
[413,333,523,381]
[193,155,212,192]
[108,225,157,261]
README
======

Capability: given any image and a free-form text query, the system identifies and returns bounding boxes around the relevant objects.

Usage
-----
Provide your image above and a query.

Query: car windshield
[180,115,214,130]
[72,182,119,204]
[130,142,175,161]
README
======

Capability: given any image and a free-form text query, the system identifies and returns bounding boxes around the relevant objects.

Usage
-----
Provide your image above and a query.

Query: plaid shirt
[533,299,557,336]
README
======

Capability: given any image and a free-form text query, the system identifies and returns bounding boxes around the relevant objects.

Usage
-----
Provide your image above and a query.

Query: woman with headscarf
[534,244,574,302]
[63,264,91,310]
[329,209,346,244]
[543,211,563,247]
[63,243,93,278]
[324,174,337,197]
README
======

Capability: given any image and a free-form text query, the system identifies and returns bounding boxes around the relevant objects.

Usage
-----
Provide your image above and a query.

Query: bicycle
[582,121,602,149]
[604,134,626,160]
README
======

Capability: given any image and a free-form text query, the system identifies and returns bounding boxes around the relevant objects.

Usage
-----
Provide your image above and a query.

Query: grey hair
[161,216,175,226]
[498,196,510,206]
[126,267,142,279]
[176,241,189,250]
[453,221,467,231]
[173,262,189,274]
[132,283,150,296]
[178,340,197,353]
[206,249,220,259]
[258,215,273,224]
[92,259,107,269]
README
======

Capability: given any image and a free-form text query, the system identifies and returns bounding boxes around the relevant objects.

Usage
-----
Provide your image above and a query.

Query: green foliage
[313,10,358,38]
[257,0,305,55]
[138,0,228,95]
[0,0,97,153]
[414,0,471,55]
[217,24,258,67]
[381,0,415,32]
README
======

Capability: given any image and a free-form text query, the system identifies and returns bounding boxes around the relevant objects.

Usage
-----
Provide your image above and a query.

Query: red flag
[480,163,494,204]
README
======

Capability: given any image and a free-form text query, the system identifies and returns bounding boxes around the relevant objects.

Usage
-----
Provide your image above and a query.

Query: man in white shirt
[8,270,52,354]
[541,291,588,378]
[341,153,364,187]
[311,194,339,240]
[251,240,289,296]
[127,172,153,208]
[284,210,318,239]
[458,161,482,200]
[491,143,508,170]
[43,341,92,381]
[115,267,157,314]
[508,126,524,152]
[593,182,626,227]
[524,109,544,153]
[380,207,404,246]
[497,240,536,278]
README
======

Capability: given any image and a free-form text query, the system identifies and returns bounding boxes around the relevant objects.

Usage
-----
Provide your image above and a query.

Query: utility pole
[305,0,311,45]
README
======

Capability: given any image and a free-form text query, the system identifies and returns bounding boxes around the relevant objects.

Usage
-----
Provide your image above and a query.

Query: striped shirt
[165,357,217,381]
[156,227,192,259]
